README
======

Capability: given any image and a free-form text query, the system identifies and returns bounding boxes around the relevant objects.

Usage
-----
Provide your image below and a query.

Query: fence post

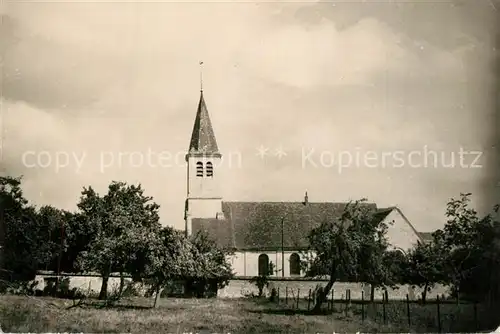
[361,290,365,321]
[382,291,387,325]
[406,294,411,328]
[347,289,351,313]
[437,295,441,333]
[344,291,347,315]
[307,289,311,311]
[331,289,334,311]
[285,286,288,305]
[297,288,300,309]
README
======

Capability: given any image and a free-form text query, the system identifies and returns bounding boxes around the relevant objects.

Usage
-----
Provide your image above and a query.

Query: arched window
[206,162,213,177]
[289,253,300,276]
[258,254,269,276]
[394,248,407,257]
[196,162,203,177]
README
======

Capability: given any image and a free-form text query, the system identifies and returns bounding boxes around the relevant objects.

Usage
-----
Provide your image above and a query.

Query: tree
[1,176,55,281]
[132,228,233,306]
[353,219,393,301]
[187,230,234,298]
[434,193,500,302]
[303,199,389,312]
[36,205,70,273]
[76,181,161,300]
[404,241,446,303]
[135,226,198,307]
[58,211,96,273]
[383,250,408,286]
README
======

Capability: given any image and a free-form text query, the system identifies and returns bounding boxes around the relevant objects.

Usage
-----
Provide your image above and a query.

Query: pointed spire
[187,90,220,155]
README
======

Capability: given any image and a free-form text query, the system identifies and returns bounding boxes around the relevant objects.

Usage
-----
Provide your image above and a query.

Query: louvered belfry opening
[206,162,213,177]
[196,161,204,177]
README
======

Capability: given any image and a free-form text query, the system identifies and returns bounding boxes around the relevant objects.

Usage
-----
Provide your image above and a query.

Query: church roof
[187,91,220,155]
[418,232,434,243]
[372,207,394,224]
[192,201,381,251]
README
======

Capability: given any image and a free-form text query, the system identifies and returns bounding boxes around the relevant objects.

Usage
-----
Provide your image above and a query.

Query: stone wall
[33,274,146,296]
[32,274,450,301]
[218,279,451,301]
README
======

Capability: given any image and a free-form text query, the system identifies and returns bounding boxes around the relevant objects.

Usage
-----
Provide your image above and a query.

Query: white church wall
[226,209,423,278]
[384,209,422,252]
[227,252,246,276]
[230,251,304,277]
[186,157,222,199]
[186,199,223,219]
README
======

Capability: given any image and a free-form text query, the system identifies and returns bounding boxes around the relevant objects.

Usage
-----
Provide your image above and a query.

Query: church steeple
[187,90,220,156]
[184,75,224,236]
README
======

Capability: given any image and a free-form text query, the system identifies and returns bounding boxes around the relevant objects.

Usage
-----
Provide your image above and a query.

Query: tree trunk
[118,271,125,296]
[312,277,336,313]
[154,286,164,308]
[422,283,428,303]
[99,275,109,300]
[370,284,375,302]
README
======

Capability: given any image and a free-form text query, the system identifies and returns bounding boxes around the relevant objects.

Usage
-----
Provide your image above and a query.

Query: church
[184,89,428,278]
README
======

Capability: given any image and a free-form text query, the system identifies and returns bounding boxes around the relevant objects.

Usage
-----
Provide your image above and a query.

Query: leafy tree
[354,219,392,301]
[58,211,96,273]
[383,249,408,286]
[303,199,389,312]
[435,193,500,302]
[36,205,70,273]
[1,176,54,281]
[76,181,161,300]
[134,228,233,306]
[187,230,234,298]
[404,241,446,303]
[134,226,197,307]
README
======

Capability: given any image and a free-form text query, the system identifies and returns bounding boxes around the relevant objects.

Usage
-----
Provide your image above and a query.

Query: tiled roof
[192,217,235,249]
[192,201,380,250]
[372,207,394,225]
[187,91,220,155]
[418,232,434,243]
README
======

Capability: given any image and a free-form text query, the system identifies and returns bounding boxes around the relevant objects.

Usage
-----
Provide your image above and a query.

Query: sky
[1,0,499,232]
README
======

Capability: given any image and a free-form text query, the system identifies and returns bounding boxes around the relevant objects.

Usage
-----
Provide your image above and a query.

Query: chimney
[304,191,309,206]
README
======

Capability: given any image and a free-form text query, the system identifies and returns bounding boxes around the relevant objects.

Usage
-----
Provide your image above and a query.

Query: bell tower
[184,88,224,236]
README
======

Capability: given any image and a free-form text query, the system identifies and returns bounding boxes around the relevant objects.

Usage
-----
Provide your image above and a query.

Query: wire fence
[270,286,497,333]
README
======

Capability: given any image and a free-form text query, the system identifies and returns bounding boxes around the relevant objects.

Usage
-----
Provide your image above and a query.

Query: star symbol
[256,145,269,159]
[274,146,287,159]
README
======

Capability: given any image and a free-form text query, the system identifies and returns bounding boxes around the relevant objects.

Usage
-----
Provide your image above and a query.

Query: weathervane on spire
[199,61,204,92]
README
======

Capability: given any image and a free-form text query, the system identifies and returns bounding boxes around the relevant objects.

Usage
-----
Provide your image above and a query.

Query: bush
[249,276,269,298]
[1,280,39,296]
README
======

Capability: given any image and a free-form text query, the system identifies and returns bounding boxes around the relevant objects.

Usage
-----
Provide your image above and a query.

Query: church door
[258,254,269,276]
[289,253,300,276]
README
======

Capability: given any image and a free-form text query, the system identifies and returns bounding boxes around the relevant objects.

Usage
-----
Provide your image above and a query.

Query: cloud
[1,1,497,230]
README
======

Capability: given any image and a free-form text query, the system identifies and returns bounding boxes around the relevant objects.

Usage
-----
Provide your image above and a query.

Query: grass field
[0,294,498,333]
